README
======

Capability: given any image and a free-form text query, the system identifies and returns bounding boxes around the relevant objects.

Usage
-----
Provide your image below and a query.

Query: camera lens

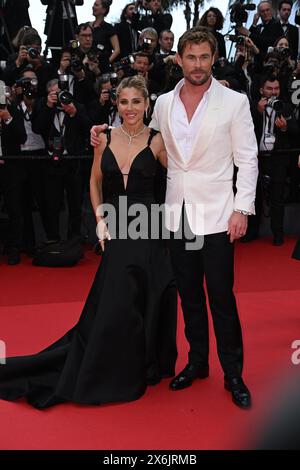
[28,48,39,59]
[58,90,73,105]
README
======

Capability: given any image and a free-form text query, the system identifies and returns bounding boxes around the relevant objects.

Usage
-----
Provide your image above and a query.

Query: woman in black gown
[0,76,177,409]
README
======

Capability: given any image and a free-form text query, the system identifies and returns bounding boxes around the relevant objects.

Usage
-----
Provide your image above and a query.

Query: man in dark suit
[0,100,27,264]
[237,1,283,69]
[41,0,84,65]
[278,0,299,61]
[250,75,298,246]
[0,0,31,54]
[32,78,91,242]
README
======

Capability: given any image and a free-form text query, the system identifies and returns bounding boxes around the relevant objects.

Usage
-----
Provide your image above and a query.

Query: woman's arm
[90,134,105,223]
[90,134,111,250]
[109,34,120,64]
[153,132,168,168]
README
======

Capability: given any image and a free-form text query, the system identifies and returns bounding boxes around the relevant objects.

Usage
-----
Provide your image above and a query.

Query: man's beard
[184,70,211,86]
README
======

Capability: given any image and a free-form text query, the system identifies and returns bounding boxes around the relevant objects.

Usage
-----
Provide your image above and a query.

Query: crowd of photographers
[0,0,300,265]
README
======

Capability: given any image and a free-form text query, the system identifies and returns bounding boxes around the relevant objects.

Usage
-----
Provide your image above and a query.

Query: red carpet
[0,237,299,450]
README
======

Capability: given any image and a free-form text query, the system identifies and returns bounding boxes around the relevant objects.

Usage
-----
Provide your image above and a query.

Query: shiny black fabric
[0,135,177,409]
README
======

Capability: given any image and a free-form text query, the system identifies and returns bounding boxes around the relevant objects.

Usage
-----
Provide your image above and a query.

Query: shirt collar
[174,76,214,99]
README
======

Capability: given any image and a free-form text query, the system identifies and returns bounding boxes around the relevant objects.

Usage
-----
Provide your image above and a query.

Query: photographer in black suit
[0,89,27,264]
[278,1,299,61]
[250,75,298,245]
[32,78,91,242]
[237,1,283,70]
[3,32,55,97]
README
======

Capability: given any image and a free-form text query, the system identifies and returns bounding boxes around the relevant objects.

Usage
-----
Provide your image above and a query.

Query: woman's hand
[96,218,111,252]
[90,124,109,147]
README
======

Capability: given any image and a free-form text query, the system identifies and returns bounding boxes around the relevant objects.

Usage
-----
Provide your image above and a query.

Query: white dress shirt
[20,102,45,152]
[170,78,212,162]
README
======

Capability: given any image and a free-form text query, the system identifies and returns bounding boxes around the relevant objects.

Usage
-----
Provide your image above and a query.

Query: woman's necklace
[120,125,146,145]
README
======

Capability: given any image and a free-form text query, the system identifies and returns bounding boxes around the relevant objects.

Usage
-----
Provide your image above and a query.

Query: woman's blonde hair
[116,75,149,101]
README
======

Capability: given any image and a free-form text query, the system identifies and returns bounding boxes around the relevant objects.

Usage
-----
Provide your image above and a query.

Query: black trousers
[43,159,82,241]
[169,208,244,378]
[1,152,46,251]
[259,153,290,235]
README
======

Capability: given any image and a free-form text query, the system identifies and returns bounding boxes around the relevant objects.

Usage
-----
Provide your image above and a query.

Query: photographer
[56,46,96,105]
[88,73,120,127]
[13,68,47,255]
[249,75,298,245]
[237,1,283,70]
[278,1,298,62]
[131,52,159,95]
[32,78,91,243]
[41,0,84,66]
[0,84,27,264]
[149,29,176,87]
[136,0,172,36]
[73,22,110,78]
[232,35,260,95]
[137,27,158,57]
[3,33,55,97]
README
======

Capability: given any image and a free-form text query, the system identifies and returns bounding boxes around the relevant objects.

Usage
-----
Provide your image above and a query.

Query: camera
[140,38,152,52]
[113,54,135,71]
[58,74,69,91]
[27,47,40,60]
[224,34,245,45]
[267,96,284,113]
[87,44,105,62]
[107,73,118,101]
[56,90,74,107]
[229,0,256,27]
[71,55,83,72]
[277,47,291,59]
[108,88,117,101]
[16,77,38,99]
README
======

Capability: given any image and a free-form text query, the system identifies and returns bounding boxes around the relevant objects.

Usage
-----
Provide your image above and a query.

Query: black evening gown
[0,130,178,409]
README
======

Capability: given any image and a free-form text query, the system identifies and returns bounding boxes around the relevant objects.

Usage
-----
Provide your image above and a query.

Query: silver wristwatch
[234,209,252,216]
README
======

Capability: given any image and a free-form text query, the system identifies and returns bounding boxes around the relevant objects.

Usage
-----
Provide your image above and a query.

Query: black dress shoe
[169,363,209,391]
[224,377,252,409]
[7,249,21,265]
[273,233,284,246]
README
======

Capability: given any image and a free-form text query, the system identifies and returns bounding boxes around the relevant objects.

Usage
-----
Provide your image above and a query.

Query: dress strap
[105,127,112,145]
[148,128,159,146]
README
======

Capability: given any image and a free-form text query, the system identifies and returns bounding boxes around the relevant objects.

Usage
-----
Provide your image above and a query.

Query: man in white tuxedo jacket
[149,28,258,409]
[90,28,258,409]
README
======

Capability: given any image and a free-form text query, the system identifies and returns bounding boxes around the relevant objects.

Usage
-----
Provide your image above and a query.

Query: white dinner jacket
[150,78,258,235]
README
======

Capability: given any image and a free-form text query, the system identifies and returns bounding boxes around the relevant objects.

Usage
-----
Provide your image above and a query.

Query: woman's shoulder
[149,128,164,150]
